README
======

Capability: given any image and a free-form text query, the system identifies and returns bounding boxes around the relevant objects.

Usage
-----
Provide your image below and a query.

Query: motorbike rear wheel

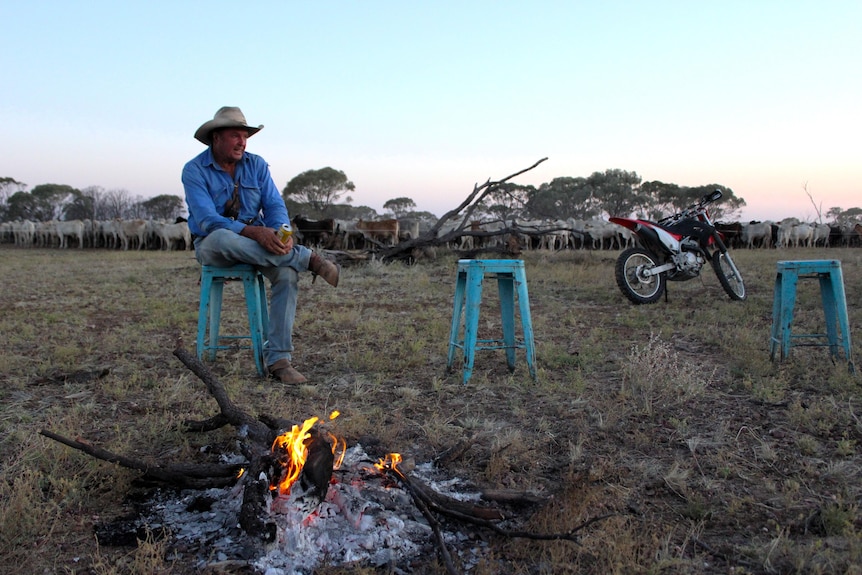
[712,251,746,300]
[615,247,666,304]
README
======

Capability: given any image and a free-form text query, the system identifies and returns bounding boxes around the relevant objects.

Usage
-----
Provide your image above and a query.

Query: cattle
[541,219,572,250]
[715,222,743,249]
[511,218,547,250]
[585,219,622,250]
[789,223,813,248]
[292,215,336,248]
[398,218,421,243]
[121,219,149,250]
[55,220,85,249]
[332,218,365,249]
[566,219,589,249]
[11,220,35,247]
[481,220,507,248]
[812,223,831,247]
[153,221,191,250]
[356,218,399,246]
[741,221,772,248]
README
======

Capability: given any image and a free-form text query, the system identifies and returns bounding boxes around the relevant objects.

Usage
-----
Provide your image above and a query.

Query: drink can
[277,223,293,244]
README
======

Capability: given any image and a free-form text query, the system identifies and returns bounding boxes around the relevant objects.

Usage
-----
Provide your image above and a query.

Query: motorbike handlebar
[659,189,723,224]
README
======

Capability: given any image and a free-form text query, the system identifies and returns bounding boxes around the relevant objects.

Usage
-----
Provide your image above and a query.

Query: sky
[3,1,860,223]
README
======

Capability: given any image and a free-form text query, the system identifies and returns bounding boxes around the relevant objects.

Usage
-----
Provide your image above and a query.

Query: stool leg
[778,273,798,360]
[822,267,852,362]
[497,273,517,372]
[832,269,852,363]
[769,271,784,361]
[243,274,266,376]
[819,273,841,359]
[447,271,467,371]
[515,271,537,380]
[208,279,225,361]
[196,274,213,361]
[258,273,269,342]
[462,267,484,384]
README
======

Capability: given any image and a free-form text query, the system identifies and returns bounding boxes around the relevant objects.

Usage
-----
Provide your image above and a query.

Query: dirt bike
[609,190,746,304]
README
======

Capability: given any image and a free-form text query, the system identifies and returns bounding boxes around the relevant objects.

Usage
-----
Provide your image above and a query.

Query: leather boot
[309,253,340,287]
[268,359,308,384]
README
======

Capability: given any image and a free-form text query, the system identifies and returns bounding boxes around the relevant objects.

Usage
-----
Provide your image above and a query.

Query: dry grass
[1,245,861,574]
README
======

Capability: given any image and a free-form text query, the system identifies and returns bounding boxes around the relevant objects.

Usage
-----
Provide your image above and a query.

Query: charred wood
[38,429,241,489]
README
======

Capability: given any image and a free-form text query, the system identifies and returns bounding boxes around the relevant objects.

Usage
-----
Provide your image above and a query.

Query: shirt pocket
[236,179,262,222]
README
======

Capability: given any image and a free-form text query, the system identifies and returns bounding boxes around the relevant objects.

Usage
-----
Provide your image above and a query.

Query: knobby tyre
[615,247,666,305]
[712,251,746,300]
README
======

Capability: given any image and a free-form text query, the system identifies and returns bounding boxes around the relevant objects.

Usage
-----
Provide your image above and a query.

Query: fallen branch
[38,429,241,488]
[380,460,614,544]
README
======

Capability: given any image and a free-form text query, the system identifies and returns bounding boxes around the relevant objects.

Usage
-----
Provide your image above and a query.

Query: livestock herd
[0,219,191,250]
[291,215,862,252]
[2,215,861,251]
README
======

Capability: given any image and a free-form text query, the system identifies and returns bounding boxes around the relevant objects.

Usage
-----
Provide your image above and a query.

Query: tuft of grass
[621,332,714,415]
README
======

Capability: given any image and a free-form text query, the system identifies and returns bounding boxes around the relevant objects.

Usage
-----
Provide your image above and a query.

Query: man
[183,106,339,384]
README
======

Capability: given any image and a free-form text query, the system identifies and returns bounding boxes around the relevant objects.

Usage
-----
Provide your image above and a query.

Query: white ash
[138,444,490,573]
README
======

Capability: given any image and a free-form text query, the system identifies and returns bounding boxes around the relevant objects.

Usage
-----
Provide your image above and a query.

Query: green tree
[5,191,39,221]
[383,197,416,218]
[527,177,598,220]
[477,182,533,221]
[141,194,185,220]
[62,189,96,221]
[29,183,79,221]
[638,181,683,219]
[828,207,862,225]
[283,167,355,215]
[587,169,642,217]
[0,177,27,220]
[683,184,745,221]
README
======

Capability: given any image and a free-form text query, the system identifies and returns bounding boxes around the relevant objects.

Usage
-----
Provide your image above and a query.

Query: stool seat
[769,260,852,369]
[196,264,269,376]
[447,259,536,384]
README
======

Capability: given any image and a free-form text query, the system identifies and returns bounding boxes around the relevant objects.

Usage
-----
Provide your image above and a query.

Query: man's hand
[240,226,292,254]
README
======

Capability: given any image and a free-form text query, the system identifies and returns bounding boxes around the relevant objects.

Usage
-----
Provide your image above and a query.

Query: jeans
[194,229,312,366]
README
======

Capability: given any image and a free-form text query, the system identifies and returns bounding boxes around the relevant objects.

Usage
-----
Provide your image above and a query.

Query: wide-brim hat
[194,106,263,145]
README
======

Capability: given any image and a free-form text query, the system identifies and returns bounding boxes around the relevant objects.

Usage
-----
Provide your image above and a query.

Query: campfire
[269,412,346,501]
[40,346,609,574]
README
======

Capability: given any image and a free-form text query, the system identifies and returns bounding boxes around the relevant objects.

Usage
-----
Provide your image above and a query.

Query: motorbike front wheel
[615,247,666,304]
[712,251,746,301]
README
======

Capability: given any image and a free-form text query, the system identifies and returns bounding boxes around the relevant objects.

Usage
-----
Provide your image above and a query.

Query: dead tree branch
[379,157,548,261]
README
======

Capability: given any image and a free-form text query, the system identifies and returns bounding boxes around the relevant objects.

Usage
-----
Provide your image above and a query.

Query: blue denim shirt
[182,147,290,238]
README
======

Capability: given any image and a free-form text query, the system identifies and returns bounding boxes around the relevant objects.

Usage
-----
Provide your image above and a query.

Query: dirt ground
[1,247,861,574]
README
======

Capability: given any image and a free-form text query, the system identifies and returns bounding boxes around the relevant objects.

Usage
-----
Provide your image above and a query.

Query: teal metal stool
[447,259,537,384]
[769,260,852,368]
[196,264,269,376]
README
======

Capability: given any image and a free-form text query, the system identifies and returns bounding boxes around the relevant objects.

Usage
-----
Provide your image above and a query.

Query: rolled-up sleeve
[253,159,290,228]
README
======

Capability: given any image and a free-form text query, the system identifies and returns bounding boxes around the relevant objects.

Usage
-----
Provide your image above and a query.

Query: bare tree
[803,181,824,223]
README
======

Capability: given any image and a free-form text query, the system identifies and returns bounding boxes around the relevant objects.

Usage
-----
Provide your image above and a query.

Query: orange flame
[269,414,347,496]
[374,453,403,473]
